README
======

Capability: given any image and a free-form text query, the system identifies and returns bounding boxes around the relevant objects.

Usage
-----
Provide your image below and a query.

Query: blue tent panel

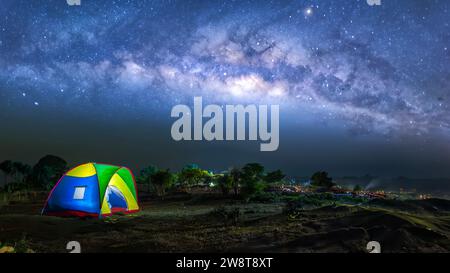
[44,175,100,214]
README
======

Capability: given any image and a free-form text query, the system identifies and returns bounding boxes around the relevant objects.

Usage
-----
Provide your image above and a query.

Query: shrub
[249,192,279,203]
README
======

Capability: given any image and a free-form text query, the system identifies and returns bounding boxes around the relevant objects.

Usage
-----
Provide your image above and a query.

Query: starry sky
[0,0,450,178]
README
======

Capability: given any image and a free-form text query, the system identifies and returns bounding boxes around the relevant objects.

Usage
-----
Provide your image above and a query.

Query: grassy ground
[0,193,449,253]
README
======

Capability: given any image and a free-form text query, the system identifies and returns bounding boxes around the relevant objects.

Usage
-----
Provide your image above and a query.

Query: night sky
[1,0,450,178]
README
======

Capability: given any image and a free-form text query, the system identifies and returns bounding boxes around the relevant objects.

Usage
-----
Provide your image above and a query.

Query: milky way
[1,0,450,177]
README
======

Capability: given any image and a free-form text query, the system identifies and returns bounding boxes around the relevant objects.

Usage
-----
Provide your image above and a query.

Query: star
[304,7,314,17]
[0,0,450,176]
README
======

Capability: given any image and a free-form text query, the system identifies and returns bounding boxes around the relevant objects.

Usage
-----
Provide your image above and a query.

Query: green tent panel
[94,164,121,202]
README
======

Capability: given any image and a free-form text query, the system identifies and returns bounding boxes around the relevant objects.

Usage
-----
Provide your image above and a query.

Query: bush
[249,192,279,203]
[284,194,333,213]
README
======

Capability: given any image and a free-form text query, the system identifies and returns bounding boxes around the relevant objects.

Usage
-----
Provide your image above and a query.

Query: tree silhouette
[150,169,174,196]
[0,160,13,187]
[217,174,233,195]
[353,184,363,192]
[242,163,264,179]
[179,165,209,188]
[310,171,335,189]
[31,155,67,189]
[229,167,242,196]
[138,165,158,193]
[240,163,267,198]
[265,169,285,184]
[12,162,32,184]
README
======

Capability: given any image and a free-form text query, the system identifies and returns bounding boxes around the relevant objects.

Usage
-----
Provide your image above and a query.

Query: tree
[353,184,363,192]
[31,155,67,189]
[242,163,264,179]
[150,169,174,196]
[265,169,285,184]
[310,171,335,189]
[179,165,209,188]
[217,174,233,195]
[12,162,32,184]
[229,167,242,196]
[138,165,158,193]
[240,163,267,198]
[0,160,13,187]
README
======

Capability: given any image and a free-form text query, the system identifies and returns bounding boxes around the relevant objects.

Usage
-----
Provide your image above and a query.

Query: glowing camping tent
[42,163,139,218]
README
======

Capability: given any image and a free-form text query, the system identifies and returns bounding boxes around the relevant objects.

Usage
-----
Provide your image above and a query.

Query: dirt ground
[1,194,450,253]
